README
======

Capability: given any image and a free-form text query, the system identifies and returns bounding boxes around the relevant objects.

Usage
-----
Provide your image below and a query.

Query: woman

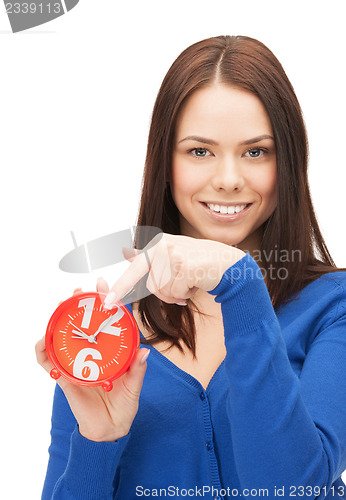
[36,36,346,499]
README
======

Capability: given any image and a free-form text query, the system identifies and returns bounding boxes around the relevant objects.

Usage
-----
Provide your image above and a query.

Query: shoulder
[308,269,346,289]
[278,270,346,332]
[299,270,346,313]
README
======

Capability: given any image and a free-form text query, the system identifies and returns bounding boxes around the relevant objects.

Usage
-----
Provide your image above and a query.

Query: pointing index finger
[104,249,151,308]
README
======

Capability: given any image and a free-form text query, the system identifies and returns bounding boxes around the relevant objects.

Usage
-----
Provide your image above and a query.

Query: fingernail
[175,301,187,306]
[104,292,116,309]
[140,349,150,364]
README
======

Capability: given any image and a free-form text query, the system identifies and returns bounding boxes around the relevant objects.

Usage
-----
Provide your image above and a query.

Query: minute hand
[90,308,125,341]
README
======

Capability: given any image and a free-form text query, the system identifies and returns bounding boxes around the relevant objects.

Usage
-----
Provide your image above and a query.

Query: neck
[233,226,263,263]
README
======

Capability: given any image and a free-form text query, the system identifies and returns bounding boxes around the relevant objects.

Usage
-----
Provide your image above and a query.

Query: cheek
[171,158,204,203]
[250,164,277,207]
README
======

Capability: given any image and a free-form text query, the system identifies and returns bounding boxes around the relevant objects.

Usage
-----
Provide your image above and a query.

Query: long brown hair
[134,35,343,356]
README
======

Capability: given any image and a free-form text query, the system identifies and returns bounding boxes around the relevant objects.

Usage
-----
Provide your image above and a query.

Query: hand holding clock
[36,284,150,443]
[36,234,244,443]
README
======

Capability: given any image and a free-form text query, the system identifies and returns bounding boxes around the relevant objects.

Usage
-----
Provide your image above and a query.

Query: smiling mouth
[202,202,251,215]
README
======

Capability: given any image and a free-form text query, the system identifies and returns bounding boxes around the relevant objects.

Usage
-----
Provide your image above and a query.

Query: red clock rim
[45,292,140,387]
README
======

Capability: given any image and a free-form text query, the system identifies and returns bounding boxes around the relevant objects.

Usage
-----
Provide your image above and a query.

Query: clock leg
[101,381,113,392]
[50,368,61,380]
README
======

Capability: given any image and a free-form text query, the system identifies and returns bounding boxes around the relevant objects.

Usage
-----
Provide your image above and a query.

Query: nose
[210,155,245,192]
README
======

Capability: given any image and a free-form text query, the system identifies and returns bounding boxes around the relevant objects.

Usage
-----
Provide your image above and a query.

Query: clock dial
[46,292,139,390]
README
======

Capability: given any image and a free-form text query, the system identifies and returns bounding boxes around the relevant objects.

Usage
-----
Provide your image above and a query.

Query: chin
[180,217,251,247]
[195,228,246,247]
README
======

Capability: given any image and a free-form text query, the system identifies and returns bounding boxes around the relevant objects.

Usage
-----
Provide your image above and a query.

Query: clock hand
[69,322,86,335]
[71,329,97,344]
[88,317,113,343]
[71,329,90,339]
[89,310,123,342]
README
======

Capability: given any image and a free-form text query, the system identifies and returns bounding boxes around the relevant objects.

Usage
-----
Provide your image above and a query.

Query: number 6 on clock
[73,348,102,381]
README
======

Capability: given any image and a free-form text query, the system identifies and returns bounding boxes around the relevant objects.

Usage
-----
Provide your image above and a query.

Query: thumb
[121,348,150,398]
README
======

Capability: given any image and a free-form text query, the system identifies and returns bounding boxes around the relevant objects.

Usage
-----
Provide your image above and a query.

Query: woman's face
[171,84,277,253]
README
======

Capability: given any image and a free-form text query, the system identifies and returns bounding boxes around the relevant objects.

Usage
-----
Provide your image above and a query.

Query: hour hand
[71,329,96,343]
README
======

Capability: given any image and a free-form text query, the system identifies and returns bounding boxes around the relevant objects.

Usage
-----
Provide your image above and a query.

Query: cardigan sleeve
[42,384,130,500]
[208,253,346,498]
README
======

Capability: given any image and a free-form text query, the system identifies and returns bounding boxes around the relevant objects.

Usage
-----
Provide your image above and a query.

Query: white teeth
[234,205,244,213]
[206,203,247,214]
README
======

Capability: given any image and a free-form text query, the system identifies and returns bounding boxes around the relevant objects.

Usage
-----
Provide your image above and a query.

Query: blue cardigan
[42,253,346,499]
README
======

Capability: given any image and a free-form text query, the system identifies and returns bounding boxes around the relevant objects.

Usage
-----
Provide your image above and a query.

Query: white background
[1,0,345,497]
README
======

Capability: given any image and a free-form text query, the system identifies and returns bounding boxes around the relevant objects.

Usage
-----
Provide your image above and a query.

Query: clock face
[46,292,139,390]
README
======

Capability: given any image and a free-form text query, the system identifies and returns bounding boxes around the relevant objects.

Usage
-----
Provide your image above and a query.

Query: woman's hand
[35,286,149,443]
[105,234,245,307]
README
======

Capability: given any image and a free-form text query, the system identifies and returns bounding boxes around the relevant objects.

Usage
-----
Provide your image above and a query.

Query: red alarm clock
[45,292,139,391]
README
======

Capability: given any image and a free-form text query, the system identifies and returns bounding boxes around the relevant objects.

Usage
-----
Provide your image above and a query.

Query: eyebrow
[177,134,275,146]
